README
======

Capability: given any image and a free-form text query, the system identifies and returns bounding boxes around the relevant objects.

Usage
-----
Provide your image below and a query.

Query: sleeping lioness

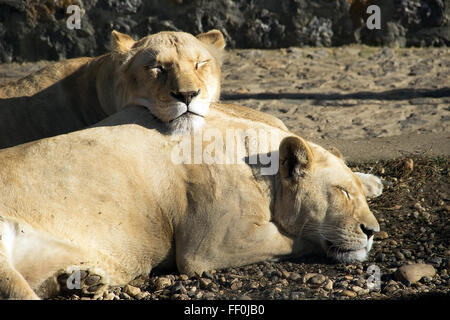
[0,29,225,149]
[0,106,382,299]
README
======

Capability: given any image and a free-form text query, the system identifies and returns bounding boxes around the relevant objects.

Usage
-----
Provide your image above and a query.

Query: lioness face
[112,30,225,134]
[275,137,380,263]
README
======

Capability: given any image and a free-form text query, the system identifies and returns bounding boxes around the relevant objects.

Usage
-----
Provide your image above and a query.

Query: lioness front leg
[0,244,40,300]
[175,218,296,276]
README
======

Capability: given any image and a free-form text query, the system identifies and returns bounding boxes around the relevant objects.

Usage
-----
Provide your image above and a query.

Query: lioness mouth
[325,240,357,253]
[169,111,203,123]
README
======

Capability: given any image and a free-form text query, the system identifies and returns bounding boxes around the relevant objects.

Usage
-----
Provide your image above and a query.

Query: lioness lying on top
[0,106,382,299]
[0,29,226,149]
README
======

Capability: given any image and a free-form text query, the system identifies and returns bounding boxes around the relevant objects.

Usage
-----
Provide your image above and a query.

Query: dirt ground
[1,45,448,161]
[0,46,448,300]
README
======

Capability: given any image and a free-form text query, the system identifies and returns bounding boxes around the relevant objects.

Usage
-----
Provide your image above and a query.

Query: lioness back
[0,57,92,98]
[213,102,288,131]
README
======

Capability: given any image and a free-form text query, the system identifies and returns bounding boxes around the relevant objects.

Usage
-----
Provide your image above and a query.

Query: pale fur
[0,29,225,149]
[0,106,380,299]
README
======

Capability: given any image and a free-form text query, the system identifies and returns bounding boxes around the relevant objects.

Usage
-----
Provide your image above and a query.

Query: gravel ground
[54,156,448,301]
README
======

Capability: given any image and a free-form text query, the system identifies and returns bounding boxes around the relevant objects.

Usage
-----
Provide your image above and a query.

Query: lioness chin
[0,29,225,149]
[0,106,382,300]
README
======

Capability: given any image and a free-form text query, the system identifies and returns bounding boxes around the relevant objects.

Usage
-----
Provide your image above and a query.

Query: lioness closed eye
[0,29,225,149]
[0,107,381,299]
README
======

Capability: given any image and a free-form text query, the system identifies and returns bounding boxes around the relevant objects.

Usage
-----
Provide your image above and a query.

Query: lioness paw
[354,172,384,198]
[55,266,109,298]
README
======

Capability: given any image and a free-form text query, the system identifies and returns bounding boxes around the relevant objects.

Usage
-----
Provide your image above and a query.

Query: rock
[0,0,446,63]
[429,257,442,266]
[351,285,363,293]
[230,280,243,290]
[123,284,141,298]
[395,264,436,284]
[202,271,214,280]
[336,280,349,289]
[303,273,318,284]
[172,282,187,294]
[375,252,386,262]
[135,291,150,300]
[290,291,305,299]
[324,279,334,291]
[171,293,181,300]
[119,292,132,300]
[289,272,302,281]
[203,292,215,299]
[341,290,357,298]
[395,251,405,261]
[308,274,327,285]
[199,278,212,289]
[375,231,389,240]
[154,277,173,290]
[179,274,189,281]
[280,279,289,286]
[103,292,116,300]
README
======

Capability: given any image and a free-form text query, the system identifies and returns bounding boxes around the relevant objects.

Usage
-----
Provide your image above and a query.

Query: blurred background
[0,0,448,62]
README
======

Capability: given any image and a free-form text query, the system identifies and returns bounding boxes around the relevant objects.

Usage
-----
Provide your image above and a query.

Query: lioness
[0,29,225,149]
[0,106,381,299]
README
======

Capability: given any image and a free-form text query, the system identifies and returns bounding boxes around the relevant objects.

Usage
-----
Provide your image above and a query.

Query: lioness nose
[360,224,377,238]
[171,89,200,106]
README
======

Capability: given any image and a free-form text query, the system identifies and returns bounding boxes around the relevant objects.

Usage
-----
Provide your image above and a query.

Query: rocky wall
[0,0,448,62]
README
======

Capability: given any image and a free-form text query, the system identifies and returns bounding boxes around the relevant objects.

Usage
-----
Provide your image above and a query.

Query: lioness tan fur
[0,106,381,299]
[0,29,226,149]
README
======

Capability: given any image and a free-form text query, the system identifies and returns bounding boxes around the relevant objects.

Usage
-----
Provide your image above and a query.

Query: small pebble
[103,292,116,300]
[341,290,357,298]
[289,272,302,281]
[119,292,131,300]
[324,279,333,291]
[309,274,327,285]
[135,291,150,300]
[375,231,389,240]
[155,277,172,290]
[351,285,363,293]
[179,274,189,281]
[395,264,436,284]
[123,284,141,297]
[199,278,212,289]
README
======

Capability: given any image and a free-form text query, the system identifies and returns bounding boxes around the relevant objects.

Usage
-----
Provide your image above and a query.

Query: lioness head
[106,29,225,134]
[274,136,381,263]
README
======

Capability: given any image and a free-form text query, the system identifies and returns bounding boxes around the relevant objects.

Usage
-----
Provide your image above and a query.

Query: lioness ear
[196,29,226,50]
[279,136,313,181]
[111,30,136,52]
[354,172,384,198]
